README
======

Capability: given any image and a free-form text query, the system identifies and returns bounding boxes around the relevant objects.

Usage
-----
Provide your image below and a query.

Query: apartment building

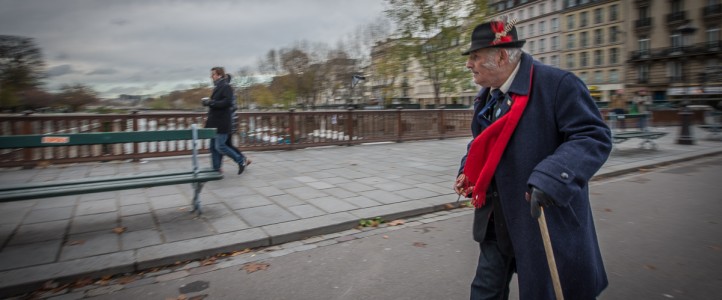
[626,0,722,107]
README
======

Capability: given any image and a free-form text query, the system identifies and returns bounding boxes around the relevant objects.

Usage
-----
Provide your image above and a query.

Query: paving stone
[201,204,249,233]
[145,185,181,197]
[33,196,77,209]
[78,191,116,202]
[338,182,376,192]
[8,220,69,246]
[75,199,117,216]
[268,194,304,208]
[344,196,382,208]
[235,205,298,227]
[223,195,272,210]
[0,239,61,271]
[358,189,409,204]
[268,178,306,189]
[155,270,189,282]
[61,231,120,261]
[393,187,441,199]
[120,213,155,231]
[47,291,85,300]
[0,204,32,226]
[69,212,118,235]
[121,229,162,250]
[283,186,329,200]
[210,186,257,198]
[307,197,358,213]
[158,218,215,243]
[149,194,189,210]
[287,204,325,218]
[118,193,148,206]
[253,186,285,197]
[22,206,73,224]
[85,284,123,297]
[322,187,356,199]
[120,203,151,216]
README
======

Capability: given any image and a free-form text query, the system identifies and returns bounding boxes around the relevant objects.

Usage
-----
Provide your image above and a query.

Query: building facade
[626,0,722,107]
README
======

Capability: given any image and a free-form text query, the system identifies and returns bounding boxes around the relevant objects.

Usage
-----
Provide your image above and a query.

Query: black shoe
[237,163,245,175]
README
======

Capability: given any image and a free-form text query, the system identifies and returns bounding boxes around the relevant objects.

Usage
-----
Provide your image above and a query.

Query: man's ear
[498,49,509,66]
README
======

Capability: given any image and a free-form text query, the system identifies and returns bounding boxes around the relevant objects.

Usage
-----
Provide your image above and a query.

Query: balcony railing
[0,109,474,167]
[634,18,652,29]
[703,4,722,18]
[629,42,721,62]
[666,11,687,24]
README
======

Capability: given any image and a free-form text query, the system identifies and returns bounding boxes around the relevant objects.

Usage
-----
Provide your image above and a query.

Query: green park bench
[0,125,223,214]
[606,112,667,149]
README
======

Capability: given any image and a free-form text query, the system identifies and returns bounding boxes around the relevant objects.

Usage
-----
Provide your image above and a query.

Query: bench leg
[191,182,205,215]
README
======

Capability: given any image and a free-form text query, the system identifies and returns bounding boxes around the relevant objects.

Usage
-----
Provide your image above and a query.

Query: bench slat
[0,171,223,202]
[0,129,216,149]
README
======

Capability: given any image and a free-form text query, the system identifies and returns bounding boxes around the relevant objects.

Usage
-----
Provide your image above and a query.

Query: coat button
[561,172,569,179]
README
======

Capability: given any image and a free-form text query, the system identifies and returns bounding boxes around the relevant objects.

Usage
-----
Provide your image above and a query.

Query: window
[529,6,535,18]
[567,53,575,69]
[518,26,525,39]
[567,15,575,30]
[580,31,589,47]
[594,29,603,45]
[579,71,588,83]
[594,50,603,66]
[551,18,559,31]
[551,55,559,67]
[668,61,683,82]
[594,70,603,83]
[529,23,536,36]
[552,36,559,50]
[671,0,682,13]
[671,33,683,50]
[707,27,720,47]
[540,57,546,64]
[639,6,650,19]
[639,37,650,56]
[540,38,546,52]
[580,11,588,27]
[594,8,603,24]
[529,41,536,54]
[609,48,619,64]
[638,64,649,83]
[609,4,618,21]
[609,69,619,83]
[580,52,588,67]
[540,21,546,34]
[609,26,619,43]
[540,3,546,14]
[567,34,576,48]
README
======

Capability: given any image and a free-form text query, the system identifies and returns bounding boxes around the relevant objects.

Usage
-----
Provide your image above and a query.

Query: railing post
[439,108,446,140]
[346,108,354,146]
[288,108,296,150]
[396,107,403,143]
[21,111,34,167]
[131,110,141,162]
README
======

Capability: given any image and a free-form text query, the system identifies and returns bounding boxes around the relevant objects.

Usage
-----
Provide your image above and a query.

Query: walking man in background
[454,20,612,299]
[204,66,249,175]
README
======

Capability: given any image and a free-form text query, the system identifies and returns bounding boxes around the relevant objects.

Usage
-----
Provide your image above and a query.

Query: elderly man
[454,20,612,299]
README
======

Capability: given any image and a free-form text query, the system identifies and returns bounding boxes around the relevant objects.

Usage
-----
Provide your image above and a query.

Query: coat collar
[507,52,533,96]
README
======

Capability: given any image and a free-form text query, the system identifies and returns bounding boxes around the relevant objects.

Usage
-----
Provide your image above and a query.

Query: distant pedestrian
[454,19,612,299]
[203,67,250,174]
[223,74,251,165]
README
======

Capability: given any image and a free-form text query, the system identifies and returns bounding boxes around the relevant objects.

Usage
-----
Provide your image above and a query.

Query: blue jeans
[210,133,245,170]
[470,240,516,300]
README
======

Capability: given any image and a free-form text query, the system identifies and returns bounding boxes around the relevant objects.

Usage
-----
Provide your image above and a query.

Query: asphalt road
[84,156,722,300]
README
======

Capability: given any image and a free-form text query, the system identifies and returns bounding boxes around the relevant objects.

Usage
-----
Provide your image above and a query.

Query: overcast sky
[0,0,387,98]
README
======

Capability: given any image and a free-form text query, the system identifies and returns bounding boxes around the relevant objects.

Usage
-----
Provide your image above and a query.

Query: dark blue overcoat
[460,53,612,299]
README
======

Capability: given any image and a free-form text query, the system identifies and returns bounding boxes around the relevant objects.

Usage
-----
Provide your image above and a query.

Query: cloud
[0,0,388,98]
[46,64,75,77]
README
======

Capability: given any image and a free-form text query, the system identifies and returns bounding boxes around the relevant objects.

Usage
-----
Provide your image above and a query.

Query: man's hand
[525,186,557,218]
[454,174,473,197]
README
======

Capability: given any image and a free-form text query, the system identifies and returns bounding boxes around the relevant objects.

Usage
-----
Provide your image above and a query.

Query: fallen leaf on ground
[388,219,405,226]
[444,203,455,210]
[189,295,208,300]
[200,257,217,266]
[115,275,138,285]
[241,262,270,273]
[644,264,657,270]
[230,248,251,256]
[413,242,427,248]
[112,226,127,234]
[383,235,389,239]
[604,208,612,212]
[71,277,94,289]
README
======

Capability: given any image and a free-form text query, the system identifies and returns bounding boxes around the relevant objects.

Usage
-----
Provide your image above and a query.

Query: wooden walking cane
[537,206,564,300]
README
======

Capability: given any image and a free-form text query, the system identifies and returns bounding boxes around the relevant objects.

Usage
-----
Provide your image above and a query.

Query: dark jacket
[459,53,612,299]
[204,78,234,134]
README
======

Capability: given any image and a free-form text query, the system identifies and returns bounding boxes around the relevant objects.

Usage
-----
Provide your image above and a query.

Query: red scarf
[463,66,533,208]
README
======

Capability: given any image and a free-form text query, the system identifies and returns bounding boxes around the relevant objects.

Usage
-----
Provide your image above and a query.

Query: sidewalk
[0,125,720,296]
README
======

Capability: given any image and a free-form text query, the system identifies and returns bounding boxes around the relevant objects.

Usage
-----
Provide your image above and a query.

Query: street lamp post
[676,23,697,145]
[349,74,365,108]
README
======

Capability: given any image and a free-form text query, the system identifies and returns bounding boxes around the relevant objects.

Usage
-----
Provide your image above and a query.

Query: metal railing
[0,109,473,167]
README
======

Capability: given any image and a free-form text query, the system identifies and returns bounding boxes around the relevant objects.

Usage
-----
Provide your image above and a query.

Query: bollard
[676,107,695,145]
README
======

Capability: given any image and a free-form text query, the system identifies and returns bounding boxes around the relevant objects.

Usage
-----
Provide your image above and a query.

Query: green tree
[55,84,99,112]
[0,35,46,110]
[385,0,488,107]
